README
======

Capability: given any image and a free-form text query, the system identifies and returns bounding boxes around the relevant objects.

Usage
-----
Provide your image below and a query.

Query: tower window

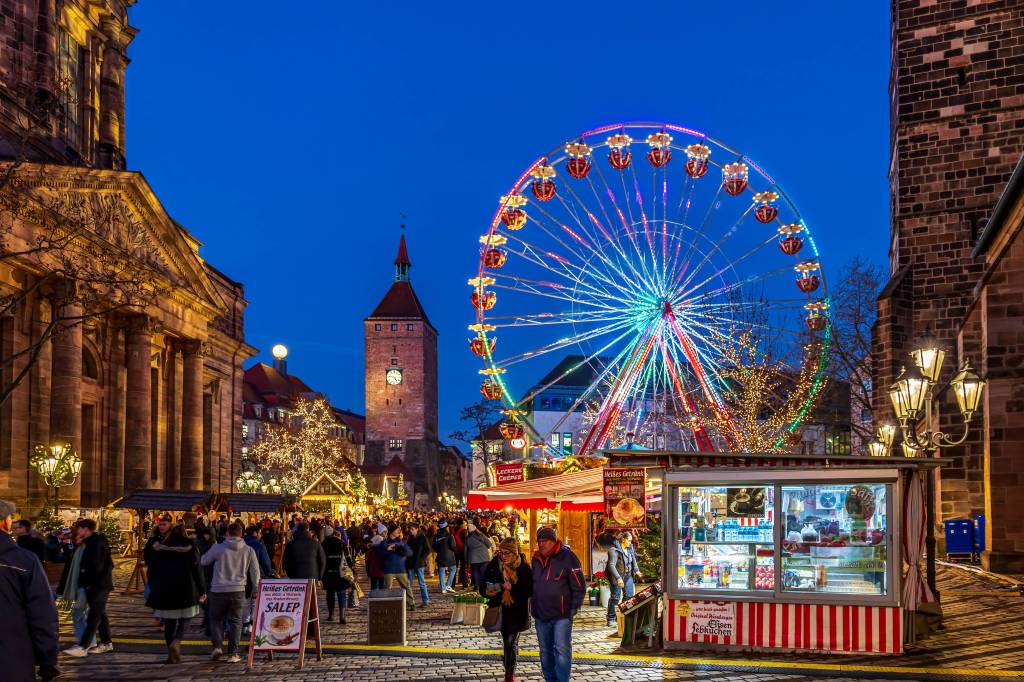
[391,324,398,331]
[56,29,83,152]
[391,358,398,366]
[374,324,381,331]
[388,438,404,450]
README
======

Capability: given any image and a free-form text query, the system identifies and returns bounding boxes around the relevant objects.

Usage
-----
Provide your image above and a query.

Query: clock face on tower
[385,368,403,385]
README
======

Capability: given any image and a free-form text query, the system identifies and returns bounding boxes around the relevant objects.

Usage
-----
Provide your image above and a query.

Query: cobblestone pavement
[52,561,1023,681]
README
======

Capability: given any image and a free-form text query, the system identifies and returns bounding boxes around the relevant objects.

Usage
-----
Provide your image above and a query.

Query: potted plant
[592,571,611,607]
[450,593,488,625]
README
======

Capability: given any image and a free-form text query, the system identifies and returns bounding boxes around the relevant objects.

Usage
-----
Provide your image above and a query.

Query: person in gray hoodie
[200,522,260,663]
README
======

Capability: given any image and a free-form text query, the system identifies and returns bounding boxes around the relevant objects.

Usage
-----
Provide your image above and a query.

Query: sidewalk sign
[245,578,323,670]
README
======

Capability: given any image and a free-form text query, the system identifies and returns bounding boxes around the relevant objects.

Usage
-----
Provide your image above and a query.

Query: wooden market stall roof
[113,489,286,512]
[467,467,604,511]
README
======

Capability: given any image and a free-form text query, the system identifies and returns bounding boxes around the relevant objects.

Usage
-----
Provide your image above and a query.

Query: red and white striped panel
[664,600,902,654]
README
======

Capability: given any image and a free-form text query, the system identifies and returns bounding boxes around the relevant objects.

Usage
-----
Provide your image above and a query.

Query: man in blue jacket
[530,526,585,682]
[375,524,414,607]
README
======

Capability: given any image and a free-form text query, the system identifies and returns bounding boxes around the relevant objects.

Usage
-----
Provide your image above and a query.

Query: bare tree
[0,169,164,406]
[829,257,885,449]
[449,399,504,485]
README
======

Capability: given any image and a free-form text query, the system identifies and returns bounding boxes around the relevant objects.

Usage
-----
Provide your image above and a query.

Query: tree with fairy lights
[248,397,359,488]
[693,329,823,453]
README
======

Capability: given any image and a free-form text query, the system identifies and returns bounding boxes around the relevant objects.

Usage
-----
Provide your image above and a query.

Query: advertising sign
[251,580,309,651]
[603,467,646,530]
[494,462,525,486]
[685,601,736,639]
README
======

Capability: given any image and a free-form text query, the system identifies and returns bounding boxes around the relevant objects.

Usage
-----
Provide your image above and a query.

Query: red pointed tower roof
[366,229,435,331]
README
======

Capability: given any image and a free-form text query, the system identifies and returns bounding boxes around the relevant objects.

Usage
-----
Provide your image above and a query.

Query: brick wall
[878,0,1024,524]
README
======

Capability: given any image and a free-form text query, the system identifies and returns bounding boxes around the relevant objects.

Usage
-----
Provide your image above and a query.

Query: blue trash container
[944,519,974,556]
[973,514,986,553]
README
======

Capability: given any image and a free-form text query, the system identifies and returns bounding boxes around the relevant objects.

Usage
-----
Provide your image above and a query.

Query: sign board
[495,462,525,486]
[247,579,322,670]
[603,467,647,530]
[726,487,766,518]
[618,581,663,615]
[685,601,736,639]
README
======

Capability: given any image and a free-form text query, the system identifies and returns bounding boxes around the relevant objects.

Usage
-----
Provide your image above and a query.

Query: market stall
[604,451,945,655]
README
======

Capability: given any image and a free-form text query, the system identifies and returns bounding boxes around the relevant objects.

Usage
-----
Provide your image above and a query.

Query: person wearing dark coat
[365,534,386,590]
[243,525,273,577]
[283,524,326,580]
[405,523,431,607]
[13,519,46,564]
[432,521,457,593]
[481,539,533,682]
[376,524,414,607]
[531,526,585,682]
[453,519,469,588]
[64,518,115,658]
[0,500,60,682]
[193,519,217,634]
[321,528,353,623]
[145,522,206,663]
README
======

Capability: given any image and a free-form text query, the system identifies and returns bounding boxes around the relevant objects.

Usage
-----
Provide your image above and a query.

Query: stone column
[124,317,153,491]
[180,340,206,491]
[106,328,126,498]
[50,297,82,507]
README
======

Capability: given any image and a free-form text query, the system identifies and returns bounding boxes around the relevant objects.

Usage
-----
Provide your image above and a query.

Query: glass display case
[665,469,897,605]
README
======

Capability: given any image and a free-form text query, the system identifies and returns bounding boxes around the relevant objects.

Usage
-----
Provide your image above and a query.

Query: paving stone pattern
[54,561,1022,681]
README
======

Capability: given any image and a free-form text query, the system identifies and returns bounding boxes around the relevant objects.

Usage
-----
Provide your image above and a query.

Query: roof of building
[333,408,366,444]
[360,455,414,478]
[531,354,608,391]
[975,153,1024,257]
[244,363,314,401]
[395,232,411,266]
[367,280,433,325]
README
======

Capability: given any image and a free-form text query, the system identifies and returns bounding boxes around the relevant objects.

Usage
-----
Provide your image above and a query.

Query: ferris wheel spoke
[677,239,787,303]
[671,203,756,295]
[484,308,635,326]
[488,282,623,312]
[488,271,633,310]
[586,161,659,288]
[493,317,638,369]
[504,233,641,303]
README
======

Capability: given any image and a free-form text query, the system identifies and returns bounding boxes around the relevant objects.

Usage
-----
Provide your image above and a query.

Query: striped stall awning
[467,467,604,511]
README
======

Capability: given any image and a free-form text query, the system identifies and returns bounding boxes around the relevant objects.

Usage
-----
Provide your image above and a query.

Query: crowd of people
[2,498,641,682]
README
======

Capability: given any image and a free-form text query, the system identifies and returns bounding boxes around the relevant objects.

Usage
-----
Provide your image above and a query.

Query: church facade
[0,1,254,511]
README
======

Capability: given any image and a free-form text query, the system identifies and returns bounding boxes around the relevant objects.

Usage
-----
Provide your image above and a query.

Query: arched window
[82,347,99,380]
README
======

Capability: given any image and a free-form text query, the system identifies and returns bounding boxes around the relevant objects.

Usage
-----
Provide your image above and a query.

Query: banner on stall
[603,467,647,529]
[494,462,525,486]
[685,601,736,639]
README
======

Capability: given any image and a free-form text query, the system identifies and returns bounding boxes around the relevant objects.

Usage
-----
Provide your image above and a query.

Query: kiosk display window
[665,471,897,605]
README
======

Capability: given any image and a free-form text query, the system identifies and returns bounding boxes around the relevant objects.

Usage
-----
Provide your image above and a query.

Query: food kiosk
[605,451,946,655]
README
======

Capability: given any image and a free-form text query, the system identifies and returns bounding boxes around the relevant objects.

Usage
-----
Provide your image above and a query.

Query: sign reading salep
[252,580,309,651]
[494,462,525,486]
[685,601,736,639]
[603,467,646,529]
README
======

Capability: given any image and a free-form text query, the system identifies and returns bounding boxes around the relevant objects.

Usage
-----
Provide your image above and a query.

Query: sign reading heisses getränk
[603,467,646,530]
[252,579,308,651]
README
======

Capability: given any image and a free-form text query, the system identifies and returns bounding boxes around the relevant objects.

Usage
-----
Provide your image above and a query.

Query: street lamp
[30,442,82,512]
[235,470,265,493]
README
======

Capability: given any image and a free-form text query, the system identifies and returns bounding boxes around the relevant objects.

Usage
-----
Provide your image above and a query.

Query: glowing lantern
[530,164,557,201]
[499,421,525,440]
[480,380,502,400]
[483,247,507,269]
[795,261,820,294]
[722,162,749,196]
[684,143,711,178]
[777,223,804,255]
[469,336,495,357]
[607,133,633,170]
[565,141,592,179]
[646,131,673,168]
[753,190,779,224]
[805,300,827,331]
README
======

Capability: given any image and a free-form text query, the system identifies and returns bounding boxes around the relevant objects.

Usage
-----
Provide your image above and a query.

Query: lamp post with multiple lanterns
[30,442,83,512]
[235,470,265,493]
[865,330,986,597]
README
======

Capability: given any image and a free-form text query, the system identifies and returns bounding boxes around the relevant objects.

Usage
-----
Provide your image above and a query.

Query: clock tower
[364,229,441,501]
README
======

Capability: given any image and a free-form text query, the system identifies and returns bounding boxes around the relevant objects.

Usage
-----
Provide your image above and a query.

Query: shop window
[676,485,775,592]
[780,483,888,596]
[388,438,403,450]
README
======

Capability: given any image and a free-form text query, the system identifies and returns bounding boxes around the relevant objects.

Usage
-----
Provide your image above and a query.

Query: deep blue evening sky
[126,2,890,438]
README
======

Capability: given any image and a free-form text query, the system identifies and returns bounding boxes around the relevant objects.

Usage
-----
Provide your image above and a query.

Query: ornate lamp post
[235,470,265,493]
[437,491,462,512]
[30,442,83,512]
[872,330,986,596]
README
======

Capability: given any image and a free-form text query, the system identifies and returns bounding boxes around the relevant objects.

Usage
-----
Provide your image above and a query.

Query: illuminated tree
[248,397,358,488]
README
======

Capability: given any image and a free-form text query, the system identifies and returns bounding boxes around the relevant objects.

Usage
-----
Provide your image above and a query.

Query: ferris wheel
[469,122,830,458]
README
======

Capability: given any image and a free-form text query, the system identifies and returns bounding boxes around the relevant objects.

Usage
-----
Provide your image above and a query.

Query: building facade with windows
[0,1,254,510]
